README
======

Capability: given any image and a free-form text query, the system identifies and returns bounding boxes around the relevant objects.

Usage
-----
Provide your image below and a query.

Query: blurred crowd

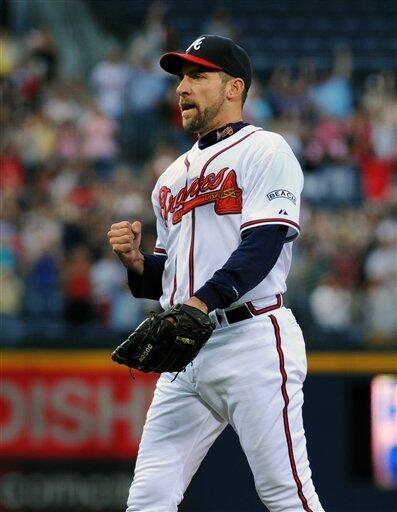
[1,5,396,347]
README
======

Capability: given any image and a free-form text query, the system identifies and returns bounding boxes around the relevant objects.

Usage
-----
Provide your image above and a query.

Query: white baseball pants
[126,307,324,512]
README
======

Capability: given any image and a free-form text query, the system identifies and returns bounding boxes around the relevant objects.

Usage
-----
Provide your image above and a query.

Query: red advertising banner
[0,350,158,459]
[1,349,395,461]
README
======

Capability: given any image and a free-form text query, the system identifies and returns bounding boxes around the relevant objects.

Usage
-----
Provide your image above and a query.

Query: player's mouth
[180,103,198,114]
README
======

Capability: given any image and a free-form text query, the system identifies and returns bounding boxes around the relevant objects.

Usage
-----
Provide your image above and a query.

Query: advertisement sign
[0,460,134,511]
[0,351,158,459]
[371,374,397,489]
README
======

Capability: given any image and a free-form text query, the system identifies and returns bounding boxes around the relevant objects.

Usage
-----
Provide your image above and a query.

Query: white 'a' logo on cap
[186,37,205,53]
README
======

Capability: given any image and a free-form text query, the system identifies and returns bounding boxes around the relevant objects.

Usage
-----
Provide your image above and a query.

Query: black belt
[224,304,252,324]
[221,295,283,326]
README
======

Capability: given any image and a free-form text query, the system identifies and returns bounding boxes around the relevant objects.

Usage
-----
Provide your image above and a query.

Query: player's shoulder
[246,126,295,158]
[242,126,303,185]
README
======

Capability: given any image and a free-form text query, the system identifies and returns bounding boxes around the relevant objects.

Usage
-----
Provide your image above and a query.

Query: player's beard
[182,89,226,135]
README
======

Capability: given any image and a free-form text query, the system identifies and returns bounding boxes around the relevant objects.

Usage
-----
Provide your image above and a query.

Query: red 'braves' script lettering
[159,168,242,224]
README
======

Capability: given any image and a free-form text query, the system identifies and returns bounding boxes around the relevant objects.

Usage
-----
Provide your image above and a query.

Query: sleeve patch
[266,189,296,205]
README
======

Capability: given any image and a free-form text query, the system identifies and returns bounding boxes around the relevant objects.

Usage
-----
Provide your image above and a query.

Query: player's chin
[182,116,199,132]
[181,117,192,130]
[181,109,196,121]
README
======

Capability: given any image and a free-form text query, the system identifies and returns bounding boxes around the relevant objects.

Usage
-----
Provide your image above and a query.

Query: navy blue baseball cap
[160,35,252,90]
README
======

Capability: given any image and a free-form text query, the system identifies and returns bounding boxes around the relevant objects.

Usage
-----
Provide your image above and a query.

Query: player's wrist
[194,285,227,313]
[121,252,144,274]
[185,296,209,314]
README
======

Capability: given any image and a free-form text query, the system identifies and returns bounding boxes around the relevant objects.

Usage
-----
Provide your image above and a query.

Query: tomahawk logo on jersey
[151,125,303,310]
[159,167,242,224]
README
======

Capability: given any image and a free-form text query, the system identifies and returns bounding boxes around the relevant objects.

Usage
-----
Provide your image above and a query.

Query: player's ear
[226,77,245,102]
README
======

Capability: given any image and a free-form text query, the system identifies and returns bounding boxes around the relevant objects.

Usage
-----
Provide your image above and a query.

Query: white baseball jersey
[128,124,324,512]
[152,124,303,310]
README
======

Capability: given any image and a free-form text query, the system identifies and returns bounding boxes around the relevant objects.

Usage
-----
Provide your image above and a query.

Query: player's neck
[198,120,249,150]
[199,115,244,138]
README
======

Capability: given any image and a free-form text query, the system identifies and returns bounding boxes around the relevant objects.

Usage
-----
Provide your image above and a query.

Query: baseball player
[108,35,324,512]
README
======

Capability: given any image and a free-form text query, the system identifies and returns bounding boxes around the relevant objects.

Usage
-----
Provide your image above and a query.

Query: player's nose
[176,76,191,96]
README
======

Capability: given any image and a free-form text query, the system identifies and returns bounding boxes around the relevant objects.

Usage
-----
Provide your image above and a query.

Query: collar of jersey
[198,121,249,150]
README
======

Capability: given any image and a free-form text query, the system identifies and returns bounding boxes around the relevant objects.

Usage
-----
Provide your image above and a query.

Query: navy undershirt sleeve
[194,224,288,312]
[127,253,166,300]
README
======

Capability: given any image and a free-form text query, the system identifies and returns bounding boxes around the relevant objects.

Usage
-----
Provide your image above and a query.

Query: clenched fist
[107,220,144,274]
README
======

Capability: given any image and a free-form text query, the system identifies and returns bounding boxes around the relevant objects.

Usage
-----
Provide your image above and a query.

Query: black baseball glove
[111,304,215,373]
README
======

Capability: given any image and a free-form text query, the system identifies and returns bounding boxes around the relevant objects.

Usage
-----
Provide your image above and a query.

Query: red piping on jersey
[246,294,282,315]
[170,259,177,306]
[241,218,300,232]
[189,209,196,297]
[154,247,167,255]
[269,314,313,512]
[187,129,263,299]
